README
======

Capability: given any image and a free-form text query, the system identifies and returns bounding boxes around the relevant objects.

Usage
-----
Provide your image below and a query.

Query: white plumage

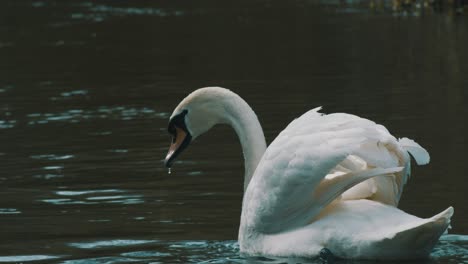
[165,87,453,260]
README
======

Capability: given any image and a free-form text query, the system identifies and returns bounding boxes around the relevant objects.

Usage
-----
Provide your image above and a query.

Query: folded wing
[242,107,429,234]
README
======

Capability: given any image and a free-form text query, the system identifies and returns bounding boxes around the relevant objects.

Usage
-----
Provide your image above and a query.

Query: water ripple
[0,208,21,214]
[68,239,158,249]
[56,189,124,196]
[34,173,63,180]
[31,154,74,160]
[0,120,16,129]
[41,198,98,205]
[121,251,171,258]
[1,237,466,263]
[42,189,144,205]
[27,107,168,125]
[60,90,88,97]
[440,234,468,242]
[44,165,64,170]
[48,90,88,101]
[86,195,132,200]
[90,5,185,17]
[432,235,468,261]
[0,85,13,92]
[61,257,138,264]
[86,195,142,201]
[64,4,186,24]
[0,255,61,262]
[108,149,128,153]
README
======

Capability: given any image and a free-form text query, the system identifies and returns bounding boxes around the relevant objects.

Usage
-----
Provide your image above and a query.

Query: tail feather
[399,137,430,165]
[368,206,454,259]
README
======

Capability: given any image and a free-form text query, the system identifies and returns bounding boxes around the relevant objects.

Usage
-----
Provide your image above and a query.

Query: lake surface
[1,0,467,263]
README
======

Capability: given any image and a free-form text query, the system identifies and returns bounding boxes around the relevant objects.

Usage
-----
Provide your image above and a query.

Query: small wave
[170,241,208,249]
[44,189,144,205]
[121,251,171,258]
[85,195,144,205]
[65,4,186,24]
[90,5,185,17]
[31,154,74,160]
[440,234,468,242]
[0,208,21,215]
[49,89,88,100]
[56,189,124,196]
[0,120,16,129]
[89,131,112,136]
[34,174,63,180]
[187,171,203,176]
[86,195,141,201]
[70,13,106,23]
[61,256,138,264]
[0,85,13,92]
[108,149,128,153]
[27,107,168,125]
[44,165,64,170]
[88,219,111,223]
[41,198,98,205]
[0,255,61,262]
[61,90,88,97]
[431,234,468,261]
[68,239,158,249]
[104,198,145,205]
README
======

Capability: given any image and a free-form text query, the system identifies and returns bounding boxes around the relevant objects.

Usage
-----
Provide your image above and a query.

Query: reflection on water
[1,0,467,263]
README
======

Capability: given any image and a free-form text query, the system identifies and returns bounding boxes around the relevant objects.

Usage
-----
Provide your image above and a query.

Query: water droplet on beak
[168,168,171,175]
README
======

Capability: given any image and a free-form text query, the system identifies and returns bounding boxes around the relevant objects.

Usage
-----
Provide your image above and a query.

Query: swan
[164,87,453,260]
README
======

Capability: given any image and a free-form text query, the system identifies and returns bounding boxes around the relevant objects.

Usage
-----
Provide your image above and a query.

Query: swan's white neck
[222,93,267,191]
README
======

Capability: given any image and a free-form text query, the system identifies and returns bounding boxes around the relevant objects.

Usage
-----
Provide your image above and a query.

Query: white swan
[164,87,453,260]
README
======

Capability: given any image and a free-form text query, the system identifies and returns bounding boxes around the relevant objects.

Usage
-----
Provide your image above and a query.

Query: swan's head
[164,87,231,168]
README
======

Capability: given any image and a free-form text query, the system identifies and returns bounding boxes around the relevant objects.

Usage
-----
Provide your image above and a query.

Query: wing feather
[242,108,429,234]
[314,167,403,207]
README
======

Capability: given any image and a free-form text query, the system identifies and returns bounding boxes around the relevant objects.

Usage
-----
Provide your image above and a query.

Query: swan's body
[164,87,453,260]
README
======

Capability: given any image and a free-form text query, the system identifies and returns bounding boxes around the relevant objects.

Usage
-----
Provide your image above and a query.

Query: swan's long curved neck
[223,95,267,191]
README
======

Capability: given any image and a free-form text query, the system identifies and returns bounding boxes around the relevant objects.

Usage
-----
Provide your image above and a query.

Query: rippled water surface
[1,0,467,263]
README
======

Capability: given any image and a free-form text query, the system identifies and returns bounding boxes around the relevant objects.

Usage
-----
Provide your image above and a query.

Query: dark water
[1,1,467,263]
